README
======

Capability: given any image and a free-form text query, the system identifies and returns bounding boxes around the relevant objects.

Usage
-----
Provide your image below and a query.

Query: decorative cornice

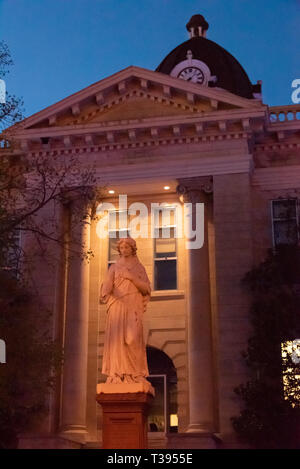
[24,132,251,158]
[15,107,265,139]
[254,142,300,152]
[10,66,264,132]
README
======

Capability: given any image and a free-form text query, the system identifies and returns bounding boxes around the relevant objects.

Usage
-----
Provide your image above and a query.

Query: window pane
[274,220,298,246]
[155,259,177,290]
[108,210,128,230]
[154,208,176,228]
[155,237,176,258]
[272,200,297,220]
[154,227,176,257]
[108,237,119,263]
[153,226,175,238]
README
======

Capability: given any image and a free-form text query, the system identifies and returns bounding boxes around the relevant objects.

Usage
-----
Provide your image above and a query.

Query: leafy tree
[0,42,102,271]
[232,244,300,449]
[0,42,102,448]
[0,271,61,449]
[0,41,24,131]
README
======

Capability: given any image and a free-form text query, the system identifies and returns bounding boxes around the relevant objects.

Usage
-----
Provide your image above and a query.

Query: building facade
[6,15,300,449]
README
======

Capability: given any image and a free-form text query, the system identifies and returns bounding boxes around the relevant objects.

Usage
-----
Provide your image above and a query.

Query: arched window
[146,346,178,433]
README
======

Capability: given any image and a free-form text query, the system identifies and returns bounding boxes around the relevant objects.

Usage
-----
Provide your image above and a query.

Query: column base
[59,425,89,444]
[186,423,213,433]
[167,432,218,449]
[96,384,154,449]
[18,433,83,449]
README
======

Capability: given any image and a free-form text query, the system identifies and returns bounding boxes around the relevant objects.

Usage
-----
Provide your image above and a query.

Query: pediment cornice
[14,66,264,132]
[2,66,272,155]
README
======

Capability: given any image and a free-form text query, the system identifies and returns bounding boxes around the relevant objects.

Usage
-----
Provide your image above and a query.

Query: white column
[59,196,91,442]
[177,177,215,433]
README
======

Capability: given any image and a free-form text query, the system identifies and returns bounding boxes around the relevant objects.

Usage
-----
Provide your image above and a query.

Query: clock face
[178,67,205,84]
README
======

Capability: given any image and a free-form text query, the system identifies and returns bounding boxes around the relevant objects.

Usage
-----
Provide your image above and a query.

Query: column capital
[176,176,213,203]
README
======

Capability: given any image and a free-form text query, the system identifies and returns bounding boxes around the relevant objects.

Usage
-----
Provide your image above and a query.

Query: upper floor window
[271,199,299,248]
[153,206,177,291]
[106,205,179,290]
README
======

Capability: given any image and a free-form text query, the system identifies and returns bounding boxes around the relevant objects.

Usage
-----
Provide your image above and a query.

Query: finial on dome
[186,14,209,38]
[186,50,193,60]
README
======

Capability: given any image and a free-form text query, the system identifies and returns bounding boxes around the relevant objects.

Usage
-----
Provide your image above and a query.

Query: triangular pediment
[51,92,201,128]
[11,66,264,134]
[87,96,194,122]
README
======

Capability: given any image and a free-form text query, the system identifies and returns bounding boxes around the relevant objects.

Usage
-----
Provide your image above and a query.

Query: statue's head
[117,237,137,257]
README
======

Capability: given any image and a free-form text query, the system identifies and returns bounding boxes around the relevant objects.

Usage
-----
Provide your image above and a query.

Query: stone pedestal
[96,383,154,449]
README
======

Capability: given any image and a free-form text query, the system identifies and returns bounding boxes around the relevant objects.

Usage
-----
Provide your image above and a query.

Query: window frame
[271,198,299,248]
[153,206,178,291]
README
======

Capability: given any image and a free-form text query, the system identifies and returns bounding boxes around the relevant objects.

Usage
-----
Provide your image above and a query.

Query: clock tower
[156,14,261,99]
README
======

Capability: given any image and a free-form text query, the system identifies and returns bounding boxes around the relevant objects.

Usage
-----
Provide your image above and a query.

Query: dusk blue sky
[0,0,299,118]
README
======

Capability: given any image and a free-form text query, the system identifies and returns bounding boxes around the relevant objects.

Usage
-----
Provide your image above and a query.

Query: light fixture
[108,190,115,194]
[164,185,170,190]
[170,414,178,427]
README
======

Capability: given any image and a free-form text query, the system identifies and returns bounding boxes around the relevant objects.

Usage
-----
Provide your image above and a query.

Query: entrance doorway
[146,346,178,434]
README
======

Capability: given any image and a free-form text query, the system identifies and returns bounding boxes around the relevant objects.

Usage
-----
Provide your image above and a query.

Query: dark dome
[156,36,254,99]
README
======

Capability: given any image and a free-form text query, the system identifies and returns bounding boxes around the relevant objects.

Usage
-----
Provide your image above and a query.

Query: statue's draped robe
[100,257,151,380]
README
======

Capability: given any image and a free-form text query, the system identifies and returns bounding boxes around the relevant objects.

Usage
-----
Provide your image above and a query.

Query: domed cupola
[156,14,261,99]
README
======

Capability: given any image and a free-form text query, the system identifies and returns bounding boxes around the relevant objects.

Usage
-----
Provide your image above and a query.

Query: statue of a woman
[100,237,151,384]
